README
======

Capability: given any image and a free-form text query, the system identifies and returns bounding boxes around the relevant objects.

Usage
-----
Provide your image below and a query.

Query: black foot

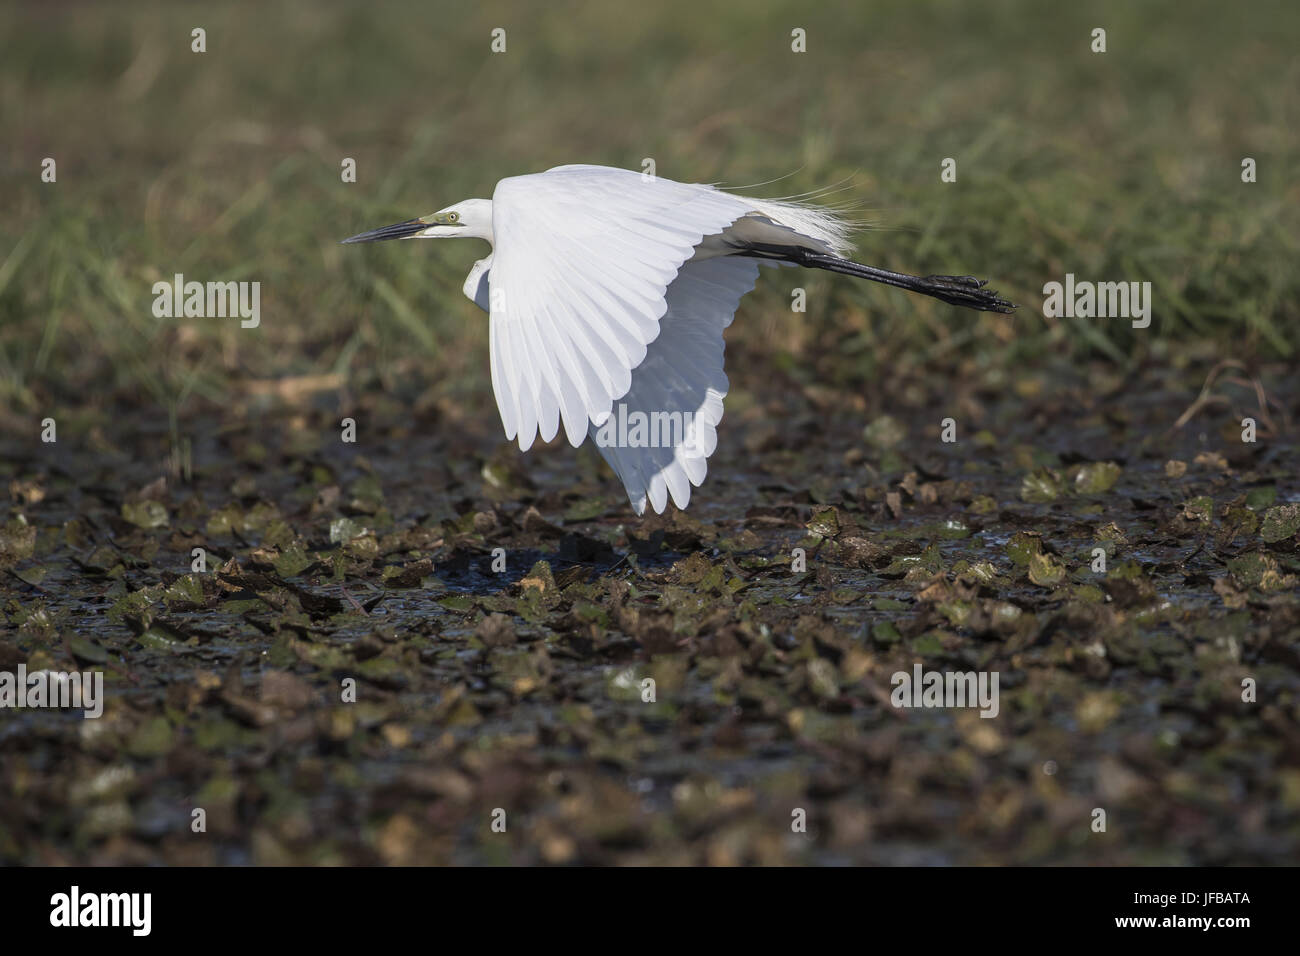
[920,275,1015,313]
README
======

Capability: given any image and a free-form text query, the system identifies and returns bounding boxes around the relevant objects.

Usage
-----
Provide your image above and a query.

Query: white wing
[589,257,760,515]
[488,165,756,450]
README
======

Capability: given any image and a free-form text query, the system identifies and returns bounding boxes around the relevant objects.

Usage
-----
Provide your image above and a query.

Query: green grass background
[2,0,1298,428]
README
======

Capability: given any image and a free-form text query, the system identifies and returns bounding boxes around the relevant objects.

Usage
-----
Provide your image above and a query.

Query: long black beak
[340,218,427,244]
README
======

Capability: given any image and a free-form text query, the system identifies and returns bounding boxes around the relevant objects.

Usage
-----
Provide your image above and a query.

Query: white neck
[456,198,495,244]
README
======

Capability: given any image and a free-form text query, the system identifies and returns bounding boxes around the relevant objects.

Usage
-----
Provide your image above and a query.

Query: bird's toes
[981,290,1016,313]
[947,286,1016,313]
[926,274,987,289]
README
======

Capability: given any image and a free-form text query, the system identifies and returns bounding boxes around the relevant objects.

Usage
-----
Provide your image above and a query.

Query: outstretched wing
[488,165,754,450]
[590,257,760,514]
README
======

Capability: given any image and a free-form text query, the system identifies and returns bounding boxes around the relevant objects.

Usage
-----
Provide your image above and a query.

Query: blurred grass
[1,0,1298,425]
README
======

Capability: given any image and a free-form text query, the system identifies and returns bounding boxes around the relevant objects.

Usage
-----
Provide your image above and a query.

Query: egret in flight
[343,164,1012,515]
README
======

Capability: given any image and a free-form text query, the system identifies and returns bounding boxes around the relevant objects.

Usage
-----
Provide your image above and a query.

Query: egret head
[342,198,493,244]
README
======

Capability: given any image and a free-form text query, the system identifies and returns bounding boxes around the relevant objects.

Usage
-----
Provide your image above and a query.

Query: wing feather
[488,166,755,449]
[589,257,760,514]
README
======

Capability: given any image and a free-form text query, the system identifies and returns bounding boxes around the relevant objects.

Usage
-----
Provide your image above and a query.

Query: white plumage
[586,255,759,514]
[486,166,852,513]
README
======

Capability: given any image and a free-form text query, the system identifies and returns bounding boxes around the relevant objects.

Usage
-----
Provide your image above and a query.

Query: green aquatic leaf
[1020,468,1062,503]
[807,507,840,539]
[871,620,902,645]
[1260,504,1300,544]
[1028,550,1066,587]
[1070,461,1121,494]
[329,517,367,544]
[68,636,109,664]
[273,543,313,578]
[1245,486,1277,511]
[1006,532,1043,566]
[122,500,168,530]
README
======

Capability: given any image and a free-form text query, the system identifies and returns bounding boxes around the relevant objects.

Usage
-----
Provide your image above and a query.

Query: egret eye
[448,212,459,222]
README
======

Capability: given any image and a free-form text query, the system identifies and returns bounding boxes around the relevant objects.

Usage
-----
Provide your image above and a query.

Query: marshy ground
[2,0,1298,864]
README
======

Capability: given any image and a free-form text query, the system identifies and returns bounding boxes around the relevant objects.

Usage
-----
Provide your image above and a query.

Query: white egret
[343,164,1013,515]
